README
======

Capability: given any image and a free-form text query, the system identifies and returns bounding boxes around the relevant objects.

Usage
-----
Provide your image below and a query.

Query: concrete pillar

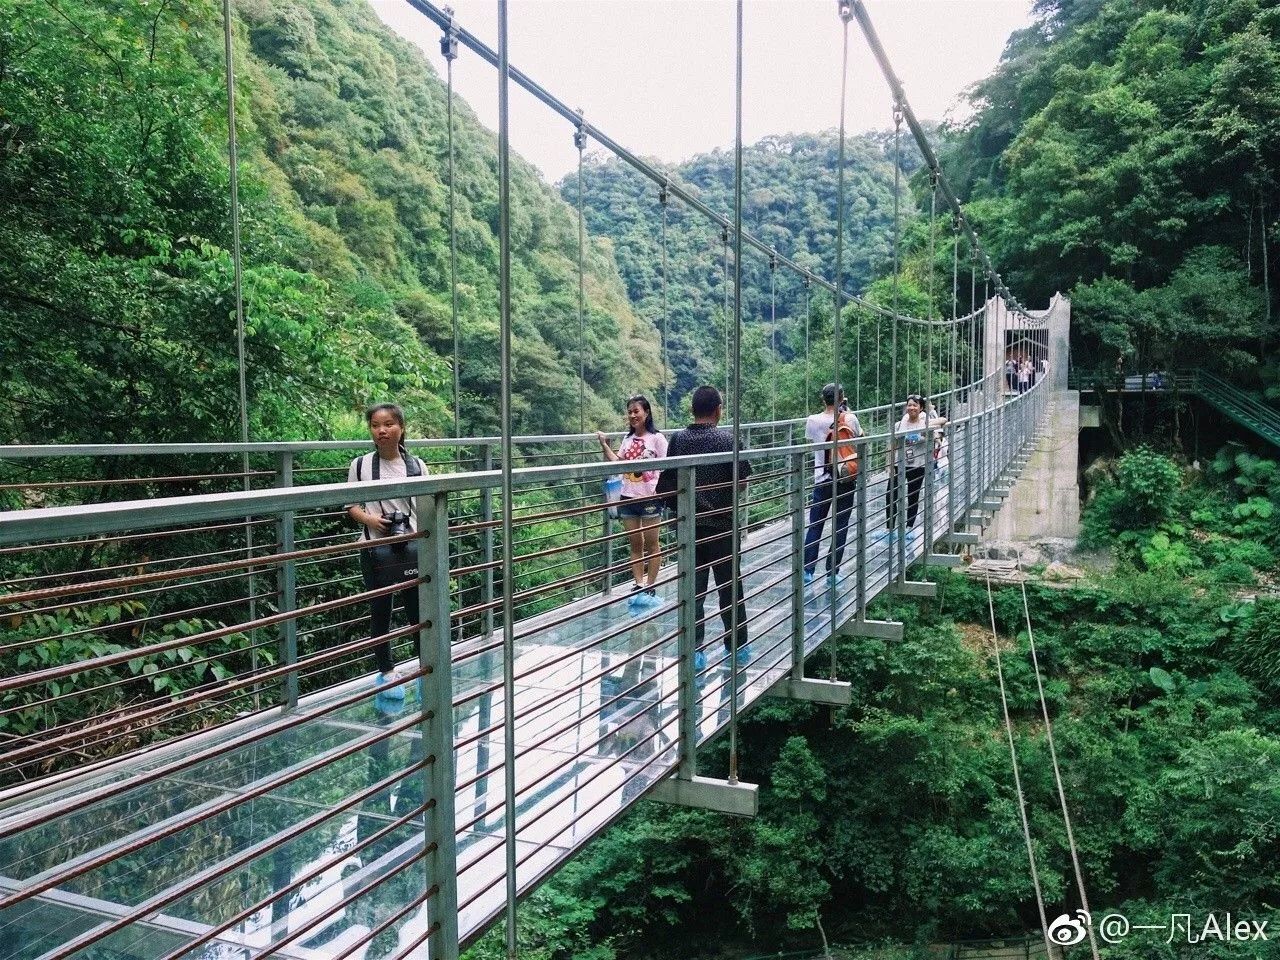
[991,295,1080,541]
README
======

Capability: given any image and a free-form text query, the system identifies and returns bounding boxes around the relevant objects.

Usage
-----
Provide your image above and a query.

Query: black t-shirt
[655,423,752,528]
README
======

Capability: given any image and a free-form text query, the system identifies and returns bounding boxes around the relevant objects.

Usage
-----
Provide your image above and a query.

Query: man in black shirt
[656,386,752,670]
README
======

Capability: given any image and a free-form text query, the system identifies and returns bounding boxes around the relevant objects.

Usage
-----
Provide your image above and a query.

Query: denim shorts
[617,496,660,519]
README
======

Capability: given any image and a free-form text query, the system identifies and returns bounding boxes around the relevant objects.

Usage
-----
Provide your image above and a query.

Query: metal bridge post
[676,471,699,781]
[415,491,461,959]
[922,437,934,571]
[789,451,806,680]
[854,438,868,619]
[274,451,298,708]
[480,443,495,637]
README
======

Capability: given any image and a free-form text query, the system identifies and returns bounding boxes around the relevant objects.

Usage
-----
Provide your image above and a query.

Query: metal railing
[0,382,1048,959]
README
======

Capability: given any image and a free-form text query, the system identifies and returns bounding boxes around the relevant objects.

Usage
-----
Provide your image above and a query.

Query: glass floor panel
[0,450,995,960]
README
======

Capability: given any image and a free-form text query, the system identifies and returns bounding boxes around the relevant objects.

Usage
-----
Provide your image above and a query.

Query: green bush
[1082,448,1184,548]
[1230,597,1280,695]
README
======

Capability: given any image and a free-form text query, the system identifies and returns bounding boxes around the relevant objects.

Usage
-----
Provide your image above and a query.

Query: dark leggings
[368,587,420,674]
[886,466,926,530]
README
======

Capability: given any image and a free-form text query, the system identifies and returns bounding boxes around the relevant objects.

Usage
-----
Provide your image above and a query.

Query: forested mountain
[0,0,660,445]
[941,0,1279,388]
[564,132,927,415]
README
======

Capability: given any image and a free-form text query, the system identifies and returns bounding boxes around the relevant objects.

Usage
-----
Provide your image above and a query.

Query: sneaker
[734,645,751,668]
[693,649,707,672]
[375,671,407,701]
[802,570,815,586]
[643,588,662,608]
[826,574,839,590]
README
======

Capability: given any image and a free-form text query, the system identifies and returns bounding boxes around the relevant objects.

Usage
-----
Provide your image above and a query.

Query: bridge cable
[727,0,745,785]
[947,219,959,534]
[830,0,852,642]
[660,181,671,426]
[220,0,261,710]
[804,275,812,408]
[770,253,778,423]
[722,223,731,395]
[574,120,587,439]
[1016,565,1101,959]
[888,99,902,582]
[984,574,1055,958]
[495,1,519,954]
[406,0,945,328]
[928,170,938,397]
[574,118,589,593]
[442,13,461,437]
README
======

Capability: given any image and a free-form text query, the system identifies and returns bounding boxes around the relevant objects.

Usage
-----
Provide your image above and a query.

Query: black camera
[382,510,412,537]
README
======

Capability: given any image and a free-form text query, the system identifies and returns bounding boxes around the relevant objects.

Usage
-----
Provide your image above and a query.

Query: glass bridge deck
[0,456,974,960]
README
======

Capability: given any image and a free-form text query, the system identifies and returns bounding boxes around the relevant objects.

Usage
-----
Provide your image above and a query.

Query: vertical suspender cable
[722,224,731,395]
[985,575,1054,958]
[728,0,744,785]
[443,17,461,438]
[660,182,671,426]
[574,121,589,596]
[574,122,587,439]
[769,254,778,422]
[887,103,902,582]
[495,2,518,954]
[928,173,938,398]
[830,0,852,647]
[804,276,812,407]
[890,104,902,428]
[221,0,259,708]
[222,0,248,459]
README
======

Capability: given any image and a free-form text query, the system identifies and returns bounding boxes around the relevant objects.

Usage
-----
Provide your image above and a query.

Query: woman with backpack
[346,403,428,698]
[802,382,862,585]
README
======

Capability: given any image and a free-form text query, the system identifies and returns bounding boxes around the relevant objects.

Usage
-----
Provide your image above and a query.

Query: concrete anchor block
[651,775,758,816]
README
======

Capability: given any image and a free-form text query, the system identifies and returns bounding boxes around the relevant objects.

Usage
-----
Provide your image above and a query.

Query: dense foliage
[942,0,1279,397]
[466,566,1280,959]
[0,0,660,449]
[564,134,925,412]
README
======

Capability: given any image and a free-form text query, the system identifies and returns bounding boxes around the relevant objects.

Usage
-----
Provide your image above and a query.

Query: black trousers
[368,588,420,674]
[886,466,926,530]
[361,551,421,675]
[694,525,748,650]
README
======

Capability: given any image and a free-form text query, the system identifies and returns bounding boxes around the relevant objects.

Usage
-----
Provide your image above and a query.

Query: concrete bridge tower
[987,293,1081,541]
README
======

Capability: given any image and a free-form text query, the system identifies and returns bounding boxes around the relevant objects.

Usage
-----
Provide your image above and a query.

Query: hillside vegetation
[0,0,660,447]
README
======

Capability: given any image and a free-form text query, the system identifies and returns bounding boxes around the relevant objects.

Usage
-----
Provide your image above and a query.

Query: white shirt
[805,410,862,482]
[895,414,933,469]
[346,453,422,540]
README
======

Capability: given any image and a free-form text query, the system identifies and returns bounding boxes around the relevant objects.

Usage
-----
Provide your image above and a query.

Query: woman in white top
[887,394,946,539]
[346,403,427,698]
[596,394,668,609]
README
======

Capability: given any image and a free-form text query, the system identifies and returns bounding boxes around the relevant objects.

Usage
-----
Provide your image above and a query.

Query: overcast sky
[370,0,1036,185]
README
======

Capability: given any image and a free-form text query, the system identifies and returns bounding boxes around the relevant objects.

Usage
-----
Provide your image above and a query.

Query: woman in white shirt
[596,394,668,609]
[346,403,427,698]
[887,394,946,540]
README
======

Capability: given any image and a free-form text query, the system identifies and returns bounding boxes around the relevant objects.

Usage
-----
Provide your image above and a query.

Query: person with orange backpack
[802,382,862,586]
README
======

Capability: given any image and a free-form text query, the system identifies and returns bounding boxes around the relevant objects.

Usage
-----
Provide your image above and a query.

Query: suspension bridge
[0,1,1074,959]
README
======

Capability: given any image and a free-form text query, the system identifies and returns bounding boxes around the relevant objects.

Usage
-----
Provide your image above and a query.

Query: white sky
[370,0,1036,185]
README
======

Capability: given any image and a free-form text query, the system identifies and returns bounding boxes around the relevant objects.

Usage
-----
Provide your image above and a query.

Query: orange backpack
[825,414,859,481]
